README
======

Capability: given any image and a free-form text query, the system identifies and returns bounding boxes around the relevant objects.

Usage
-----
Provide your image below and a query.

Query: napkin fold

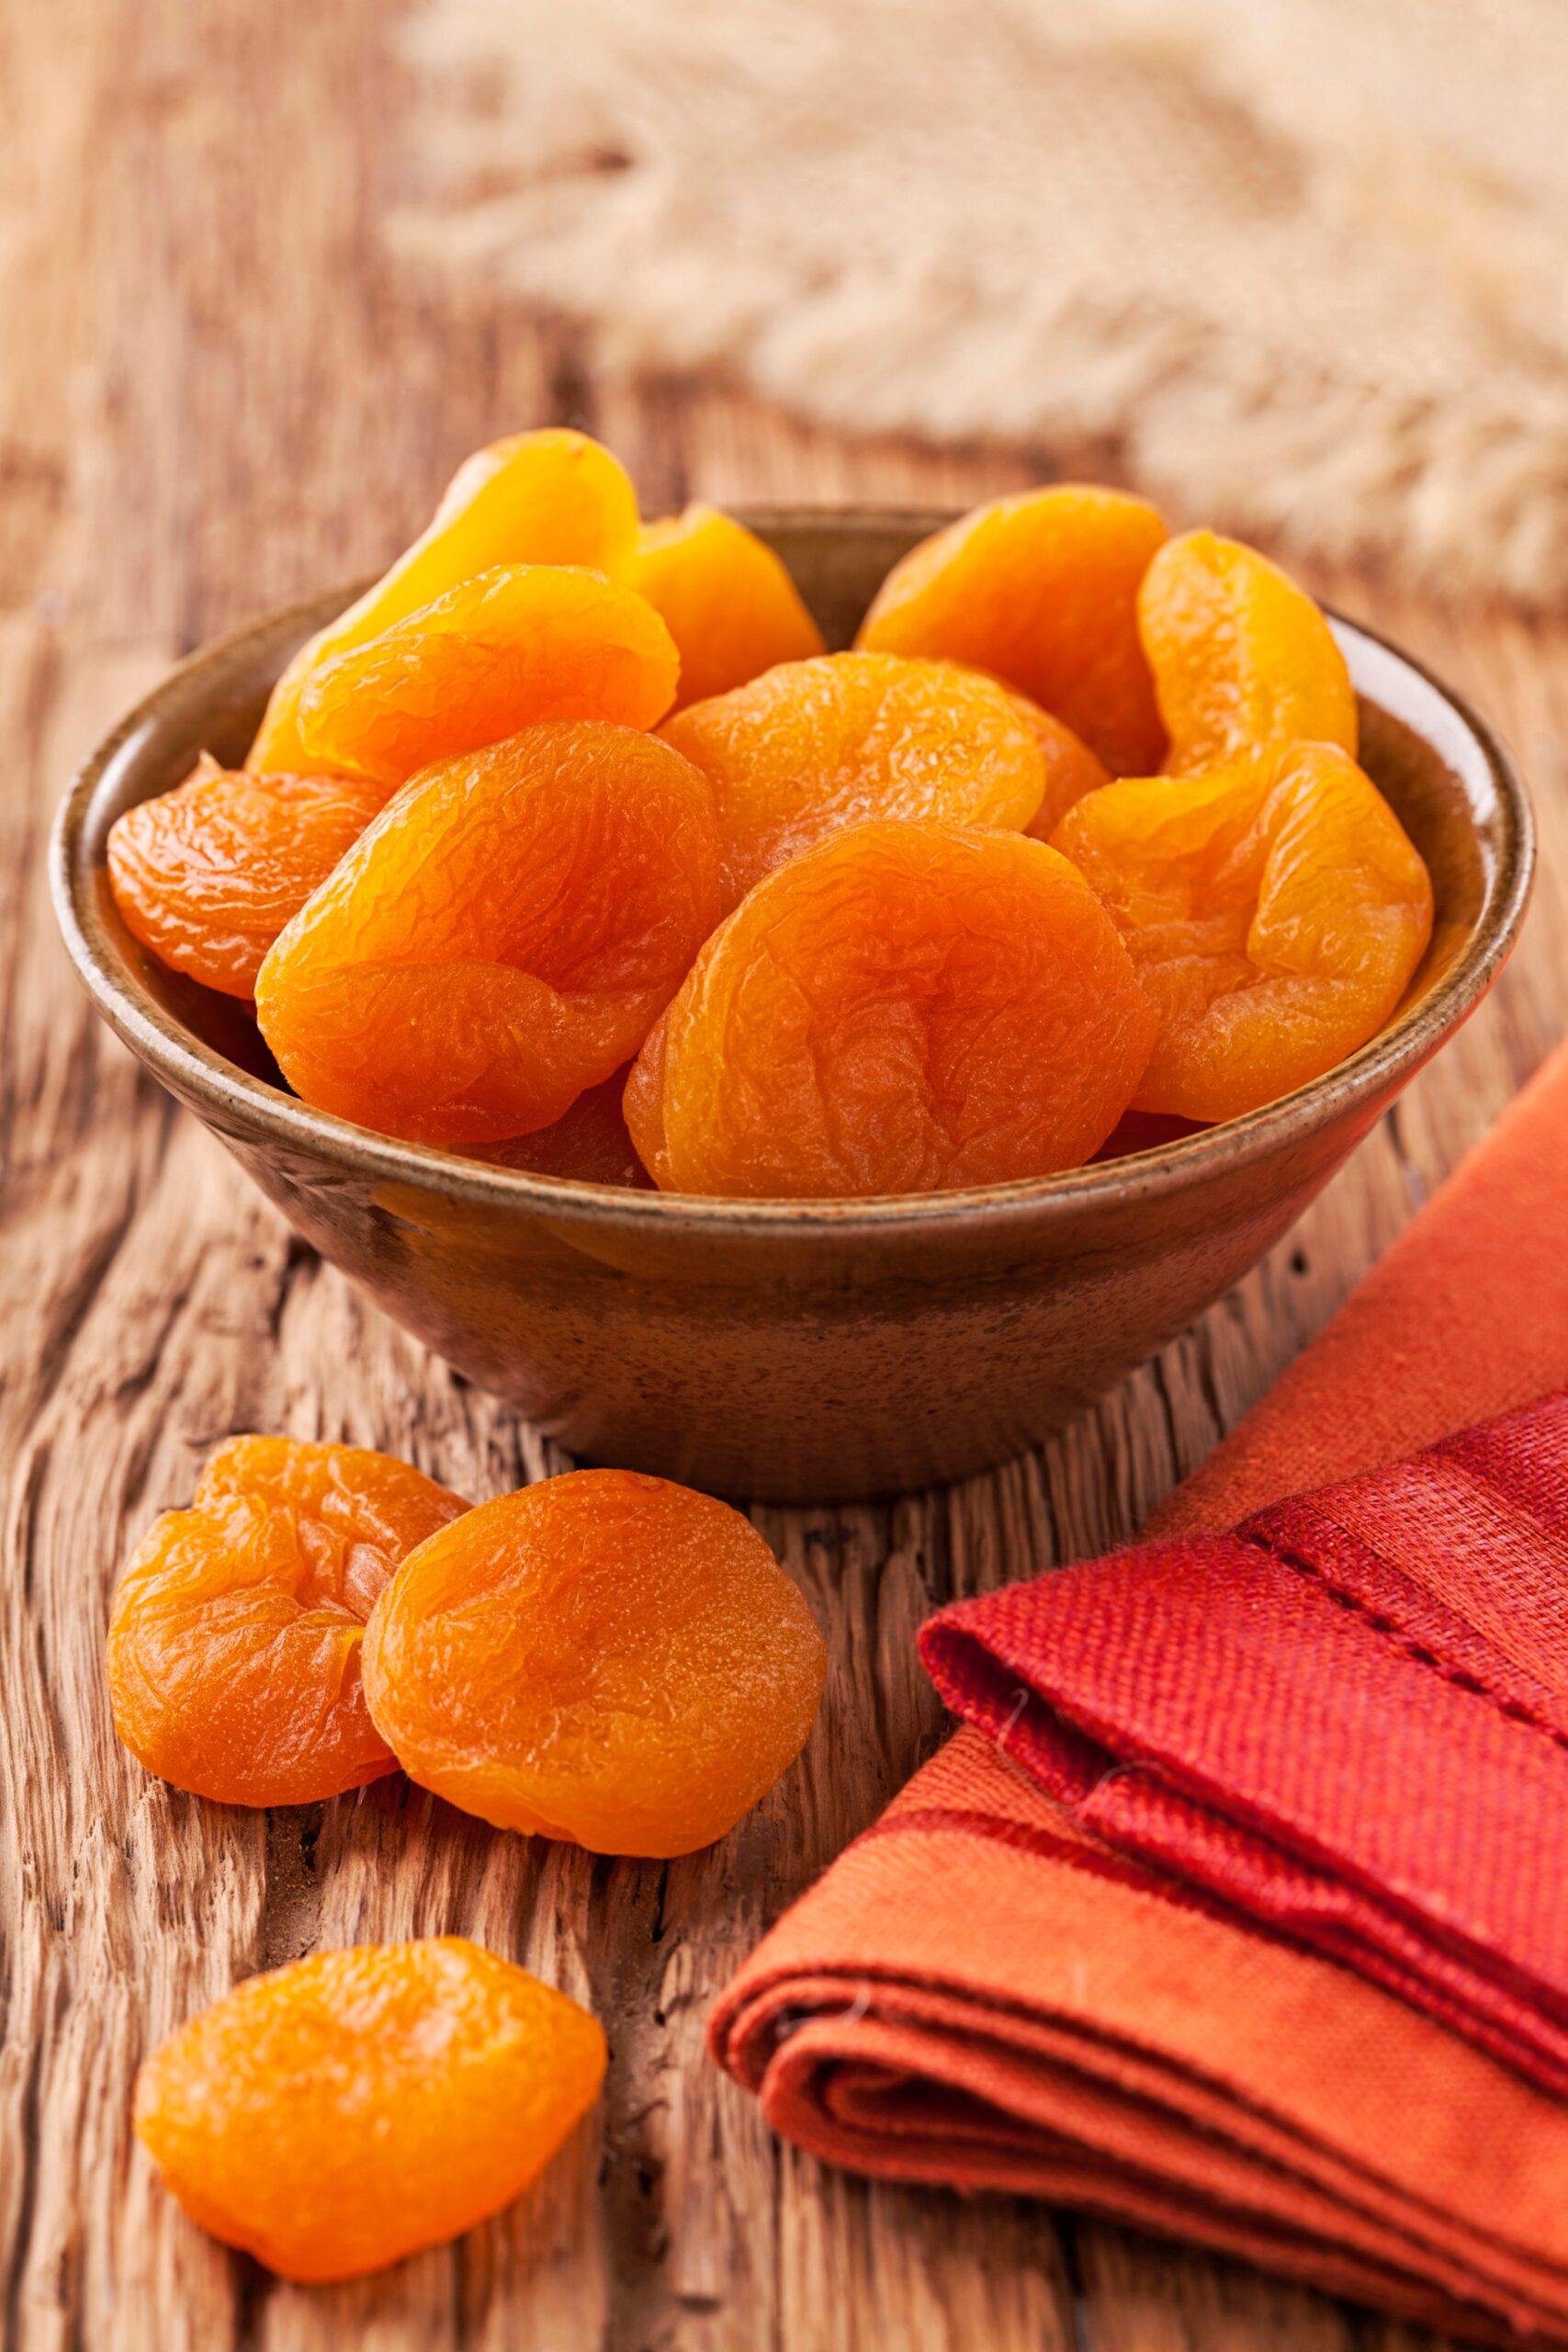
[710,1043,1568,2343]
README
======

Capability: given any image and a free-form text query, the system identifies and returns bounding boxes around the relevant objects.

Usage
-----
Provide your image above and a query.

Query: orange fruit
[624,820,1156,1198]
[134,1939,605,2281]
[255,721,721,1147]
[107,1436,468,1806]
[855,486,1168,773]
[294,564,678,787]
[363,1470,827,1857]
[249,428,639,772]
[1052,742,1432,1122]
[107,759,384,999]
[661,651,1046,910]
[1138,528,1357,776]
[626,503,824,709]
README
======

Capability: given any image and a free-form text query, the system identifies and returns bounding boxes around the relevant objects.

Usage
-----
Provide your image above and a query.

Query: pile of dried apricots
[116,1433,827,2278]
[109,426,1435,1198]
[109,426,1436,2285]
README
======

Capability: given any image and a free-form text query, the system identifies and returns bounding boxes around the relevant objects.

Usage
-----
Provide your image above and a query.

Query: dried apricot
[854,487,1168,774]
[476,1069,651,1188]
[627,503,825,710]
[623,820,1157,1199]
[1051,743,1433,1122]
[660,652,1046,910]
[107,1436,468,1806]
[107,759,385,999]
[255,721,722,1147]
[295,565,678,788]
[1139,528,1357,775]
[135,1939,605,2281]
[362,1470,826,1857]
[249,429,639,772]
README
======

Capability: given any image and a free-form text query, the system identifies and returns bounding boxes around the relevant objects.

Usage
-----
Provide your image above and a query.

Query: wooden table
[6,5,1567,2346]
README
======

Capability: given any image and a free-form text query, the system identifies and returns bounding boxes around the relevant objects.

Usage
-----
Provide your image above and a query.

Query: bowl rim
[50,513,1536,1238]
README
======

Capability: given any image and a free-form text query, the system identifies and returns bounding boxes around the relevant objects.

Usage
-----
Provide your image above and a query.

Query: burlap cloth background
[394,0,1568,604]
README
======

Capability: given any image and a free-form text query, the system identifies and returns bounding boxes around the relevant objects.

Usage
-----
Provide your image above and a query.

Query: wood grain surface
[5,5,1567,2347]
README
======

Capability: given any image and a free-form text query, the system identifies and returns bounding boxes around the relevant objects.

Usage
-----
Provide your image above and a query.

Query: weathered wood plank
[2,3,1564,2348]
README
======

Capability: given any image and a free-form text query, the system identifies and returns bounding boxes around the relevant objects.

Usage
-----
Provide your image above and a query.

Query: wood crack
[257,1805,327,1973]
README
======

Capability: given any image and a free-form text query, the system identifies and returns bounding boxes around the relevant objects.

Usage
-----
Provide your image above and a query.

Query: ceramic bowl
[51,512,1533,1501]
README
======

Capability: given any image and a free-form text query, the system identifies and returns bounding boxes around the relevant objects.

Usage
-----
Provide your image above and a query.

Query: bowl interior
[60,509,1532,1210]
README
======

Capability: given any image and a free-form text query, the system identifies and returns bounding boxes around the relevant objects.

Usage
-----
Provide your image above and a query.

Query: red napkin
[711,1044,1568,2342]
[921,1387,1568,2098]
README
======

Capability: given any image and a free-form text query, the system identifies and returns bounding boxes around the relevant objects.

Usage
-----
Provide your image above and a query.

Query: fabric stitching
[1240,1528,1568,1759]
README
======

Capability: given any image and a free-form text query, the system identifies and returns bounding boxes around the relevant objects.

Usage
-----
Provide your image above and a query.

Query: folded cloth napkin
[710,1043,1568,2343]
[921,1389,1568,2098]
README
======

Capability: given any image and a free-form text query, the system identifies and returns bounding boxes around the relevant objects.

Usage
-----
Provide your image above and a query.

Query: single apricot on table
[1051,741,1433,1123]
[362,1470,828,1857]
[249,427,640,772]
[661,651,1047,910]
[1138,528,1357,776]
[107,758,386,999]
[255,720,722,1147]
[854,486,1168,775]
[627,503,825,710]
[295,565,679,788]
[107,1436,468,1807]
[134,1939,606,2281]
[624,820,1157,1199]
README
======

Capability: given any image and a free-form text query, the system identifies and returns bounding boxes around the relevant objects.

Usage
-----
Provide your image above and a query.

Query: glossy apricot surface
[249,429,639,772]
[134,1939,606,2281]
[854,486,1168,773]
[627,503,825,710]
[295,565,678,787]
[1000,687,1114,842]
[1139,528,1357,775]
[107,759,385,998]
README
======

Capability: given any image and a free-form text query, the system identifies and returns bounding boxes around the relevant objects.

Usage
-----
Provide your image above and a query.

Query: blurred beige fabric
[395,0,1568,601]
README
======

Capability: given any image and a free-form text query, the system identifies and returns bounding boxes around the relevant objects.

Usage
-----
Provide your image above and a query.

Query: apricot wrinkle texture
[662,651,1048,909]
[107,1436,468,1806]
[296,564,678,787]
[249,428,638,771]
[1139,527,1358,776]
[107,760,385,998]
